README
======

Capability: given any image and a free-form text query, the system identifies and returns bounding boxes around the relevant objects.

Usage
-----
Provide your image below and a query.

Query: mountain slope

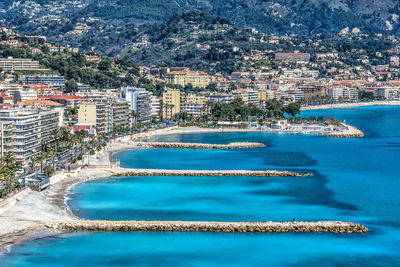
[1,0,400,36]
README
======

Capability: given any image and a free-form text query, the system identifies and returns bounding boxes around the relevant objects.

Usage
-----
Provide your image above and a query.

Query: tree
[65,79,78,93]
[98,59,112,71]
[49,150,58,172]
[284,103,301,118]
[43,165,54,176]
[29,158,37,174]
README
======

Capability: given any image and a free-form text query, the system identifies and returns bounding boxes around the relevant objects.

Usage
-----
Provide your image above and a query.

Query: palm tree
[36,152,46,174]
[2,153,14,168]
[52,128,61,151]
[49,150,58,172]
[60,127,71,150]
[131,111,139,128]
[29,158,37,174]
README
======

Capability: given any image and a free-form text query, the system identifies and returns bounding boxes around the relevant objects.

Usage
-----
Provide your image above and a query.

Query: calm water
[2,106,400,266]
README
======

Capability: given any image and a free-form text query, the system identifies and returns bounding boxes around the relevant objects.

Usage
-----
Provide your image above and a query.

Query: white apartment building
[326,87,344,100]
[150,95,160,119]
[0,108,59,163]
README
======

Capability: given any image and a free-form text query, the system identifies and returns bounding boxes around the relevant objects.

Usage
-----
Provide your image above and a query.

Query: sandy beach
[301,101,400,110]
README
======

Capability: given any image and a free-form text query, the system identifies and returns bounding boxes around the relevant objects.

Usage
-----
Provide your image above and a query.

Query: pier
[46,220,368,234]
[135,142,266,149]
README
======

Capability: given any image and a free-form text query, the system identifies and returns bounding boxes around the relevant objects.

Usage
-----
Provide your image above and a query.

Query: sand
[301,101,400,110]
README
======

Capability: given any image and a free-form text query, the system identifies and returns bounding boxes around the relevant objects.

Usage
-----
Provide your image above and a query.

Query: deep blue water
[2,106,400,266]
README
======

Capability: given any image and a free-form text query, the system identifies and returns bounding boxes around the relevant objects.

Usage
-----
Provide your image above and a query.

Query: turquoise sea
[2,106,400,266]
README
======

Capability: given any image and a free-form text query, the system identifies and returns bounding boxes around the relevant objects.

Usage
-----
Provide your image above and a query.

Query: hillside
[0,44,141,91]
[1,0,400,37]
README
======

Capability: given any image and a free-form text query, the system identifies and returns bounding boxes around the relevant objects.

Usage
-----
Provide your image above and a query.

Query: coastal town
[0,5,400,264]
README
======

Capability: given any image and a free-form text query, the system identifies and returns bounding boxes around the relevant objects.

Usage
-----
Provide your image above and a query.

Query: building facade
[0,108,59,163]
[165,70,209,88]
[0,58,40,71]
[121,87,151,123]
[162,89,181,119]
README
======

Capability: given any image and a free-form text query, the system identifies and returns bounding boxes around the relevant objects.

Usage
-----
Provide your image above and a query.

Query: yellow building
[162,89,181,119]
[258,90,267,102]
[78,103,107,134]
[165,70,210,88]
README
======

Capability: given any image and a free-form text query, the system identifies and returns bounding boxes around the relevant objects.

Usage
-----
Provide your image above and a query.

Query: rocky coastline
[46,220,369,234]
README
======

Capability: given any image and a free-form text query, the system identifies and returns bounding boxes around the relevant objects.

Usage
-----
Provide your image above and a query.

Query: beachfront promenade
[46,220,368,234]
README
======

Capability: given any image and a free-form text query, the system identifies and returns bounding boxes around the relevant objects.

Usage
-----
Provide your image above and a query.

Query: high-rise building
[78,103,108,135]
[150,95,161,119]
[0,121,16,160]
[162,89,181,119]
[78,100,130,135]
[120,87,151,123]
[109,99,130,130]
[0,108,59,163]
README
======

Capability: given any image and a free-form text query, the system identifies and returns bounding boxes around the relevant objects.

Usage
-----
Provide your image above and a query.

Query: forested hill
[2,0,400,37]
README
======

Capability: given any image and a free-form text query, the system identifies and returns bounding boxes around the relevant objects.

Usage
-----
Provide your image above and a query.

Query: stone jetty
[135,142,266,149]
[113,168,308,177]
[327,123,365,138]
[46,220,368,234]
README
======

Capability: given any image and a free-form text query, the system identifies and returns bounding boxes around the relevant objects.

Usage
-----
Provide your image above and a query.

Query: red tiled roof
[17,100,62,106]
[39,95,87,100]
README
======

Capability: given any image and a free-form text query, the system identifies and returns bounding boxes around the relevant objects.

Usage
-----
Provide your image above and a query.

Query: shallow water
[2,106,400,266]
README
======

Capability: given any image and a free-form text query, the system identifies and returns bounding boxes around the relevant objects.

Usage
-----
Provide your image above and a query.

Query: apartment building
[0,57,40,72]
[0,121,15,159]
[182,93,207,117]
[26,76,65,89]
[234,89,260,106]
[78,103,108,135]
[375,87,400,100]
[78,100,129,135]
[0,108,59,163]
[121,87,151,123]
[162,89,181,119]
[109,99,130,130]
[165,70,209,88]
[150,95,161,119]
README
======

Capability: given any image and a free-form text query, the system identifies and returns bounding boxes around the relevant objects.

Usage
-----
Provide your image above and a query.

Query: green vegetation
[0,154,22,197]
[0,44,140,91]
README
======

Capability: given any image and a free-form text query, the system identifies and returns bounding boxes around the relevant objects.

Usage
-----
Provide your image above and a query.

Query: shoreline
[0,118,368,253]
[301,101,400,110]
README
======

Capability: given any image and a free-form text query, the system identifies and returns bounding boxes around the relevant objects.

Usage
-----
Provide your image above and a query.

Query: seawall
[135,142,266,149]
[112,168,308,177]
[46,220,368,234]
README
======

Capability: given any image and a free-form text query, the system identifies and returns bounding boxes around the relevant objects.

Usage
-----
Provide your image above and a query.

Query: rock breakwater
[46,220,368,234]
[135,142,266,149]
[113,168,308,177]
[327,123,365,138]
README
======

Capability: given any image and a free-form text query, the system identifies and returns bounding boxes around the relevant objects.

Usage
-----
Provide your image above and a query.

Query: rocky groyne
[135,142,266,149]
[327,123,365,138]
[46,220,368,234]
[113,168,308,177]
